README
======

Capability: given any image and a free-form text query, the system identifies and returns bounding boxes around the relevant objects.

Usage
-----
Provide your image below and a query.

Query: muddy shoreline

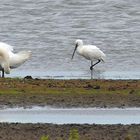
[0,78,140,108]
[0,78,140,139]
[0,123,140,140]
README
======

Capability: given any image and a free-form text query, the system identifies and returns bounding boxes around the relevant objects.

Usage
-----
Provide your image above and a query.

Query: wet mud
[0,78,140,139]
[0,78,140,108]
[0,123,140,140]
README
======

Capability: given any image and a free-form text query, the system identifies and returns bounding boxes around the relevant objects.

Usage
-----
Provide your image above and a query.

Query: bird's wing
[86,45,100,50]
[83,45,106,61]
[9,51,31,68]
[0,42,14,52]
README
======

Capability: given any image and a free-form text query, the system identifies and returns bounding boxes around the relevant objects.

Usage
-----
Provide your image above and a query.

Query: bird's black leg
[2,69,4,78]
[90,60,101,70]
[91,61,93,79]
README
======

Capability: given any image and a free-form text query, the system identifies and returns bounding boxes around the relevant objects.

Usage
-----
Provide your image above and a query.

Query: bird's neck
[77,45,83,55]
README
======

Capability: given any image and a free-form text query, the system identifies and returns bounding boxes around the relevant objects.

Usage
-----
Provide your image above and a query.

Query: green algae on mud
[0,78,140,108]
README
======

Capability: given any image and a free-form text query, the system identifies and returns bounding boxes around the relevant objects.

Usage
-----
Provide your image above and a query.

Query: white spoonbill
[72,39,106,79]
[0,42,31,77]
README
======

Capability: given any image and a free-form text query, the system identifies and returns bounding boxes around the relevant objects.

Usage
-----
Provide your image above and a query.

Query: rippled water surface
[0,0,140,79]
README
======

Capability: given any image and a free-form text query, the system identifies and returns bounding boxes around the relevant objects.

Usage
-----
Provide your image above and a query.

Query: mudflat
[0,78,140,140]
[0,123,140,140]
[0,78,140,108]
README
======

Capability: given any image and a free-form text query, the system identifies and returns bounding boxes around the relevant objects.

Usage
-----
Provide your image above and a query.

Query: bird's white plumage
[0,47,10,74]
[9,50,31,68]
[72,39,106,79]
[0,42,31,76]
[77,45,105,61]
[75,39,105,61]
[0,42,14,52]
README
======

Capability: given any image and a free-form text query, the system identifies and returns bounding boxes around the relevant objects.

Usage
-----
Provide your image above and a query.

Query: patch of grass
[0,89,20,94]
[68,129,80,140]
[40,129,80,140]
[0,78,140,96]
[124,134,133,140]
[40,135,50,140]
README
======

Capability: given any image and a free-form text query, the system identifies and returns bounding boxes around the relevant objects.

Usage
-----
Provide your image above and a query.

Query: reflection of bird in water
[0,42,31,77]
[72,39,106,79]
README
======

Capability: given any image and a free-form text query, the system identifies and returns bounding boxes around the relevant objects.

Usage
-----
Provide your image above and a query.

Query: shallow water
[8,70,140,79]
[0,0,140,79]
[0,106,140,124]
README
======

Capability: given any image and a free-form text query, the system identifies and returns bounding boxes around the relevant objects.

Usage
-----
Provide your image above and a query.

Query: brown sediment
[0,123,140,140]
[0,78,140,140]
[0,78,140,108]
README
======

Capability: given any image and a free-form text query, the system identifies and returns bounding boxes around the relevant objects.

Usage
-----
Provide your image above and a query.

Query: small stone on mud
[85,84,93,88]
[35,78,40,80]
[24,76,33,80]
[129,90,135,94]
[94,85,100,89]
[108,87,116,91]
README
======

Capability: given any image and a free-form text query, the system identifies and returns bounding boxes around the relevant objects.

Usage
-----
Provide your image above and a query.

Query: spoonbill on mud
[0,42,31,77]
[72,39,106,79]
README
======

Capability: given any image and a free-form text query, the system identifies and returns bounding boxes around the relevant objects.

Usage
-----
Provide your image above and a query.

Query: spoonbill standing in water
[72,39,106,79]
[0,42,31,77]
